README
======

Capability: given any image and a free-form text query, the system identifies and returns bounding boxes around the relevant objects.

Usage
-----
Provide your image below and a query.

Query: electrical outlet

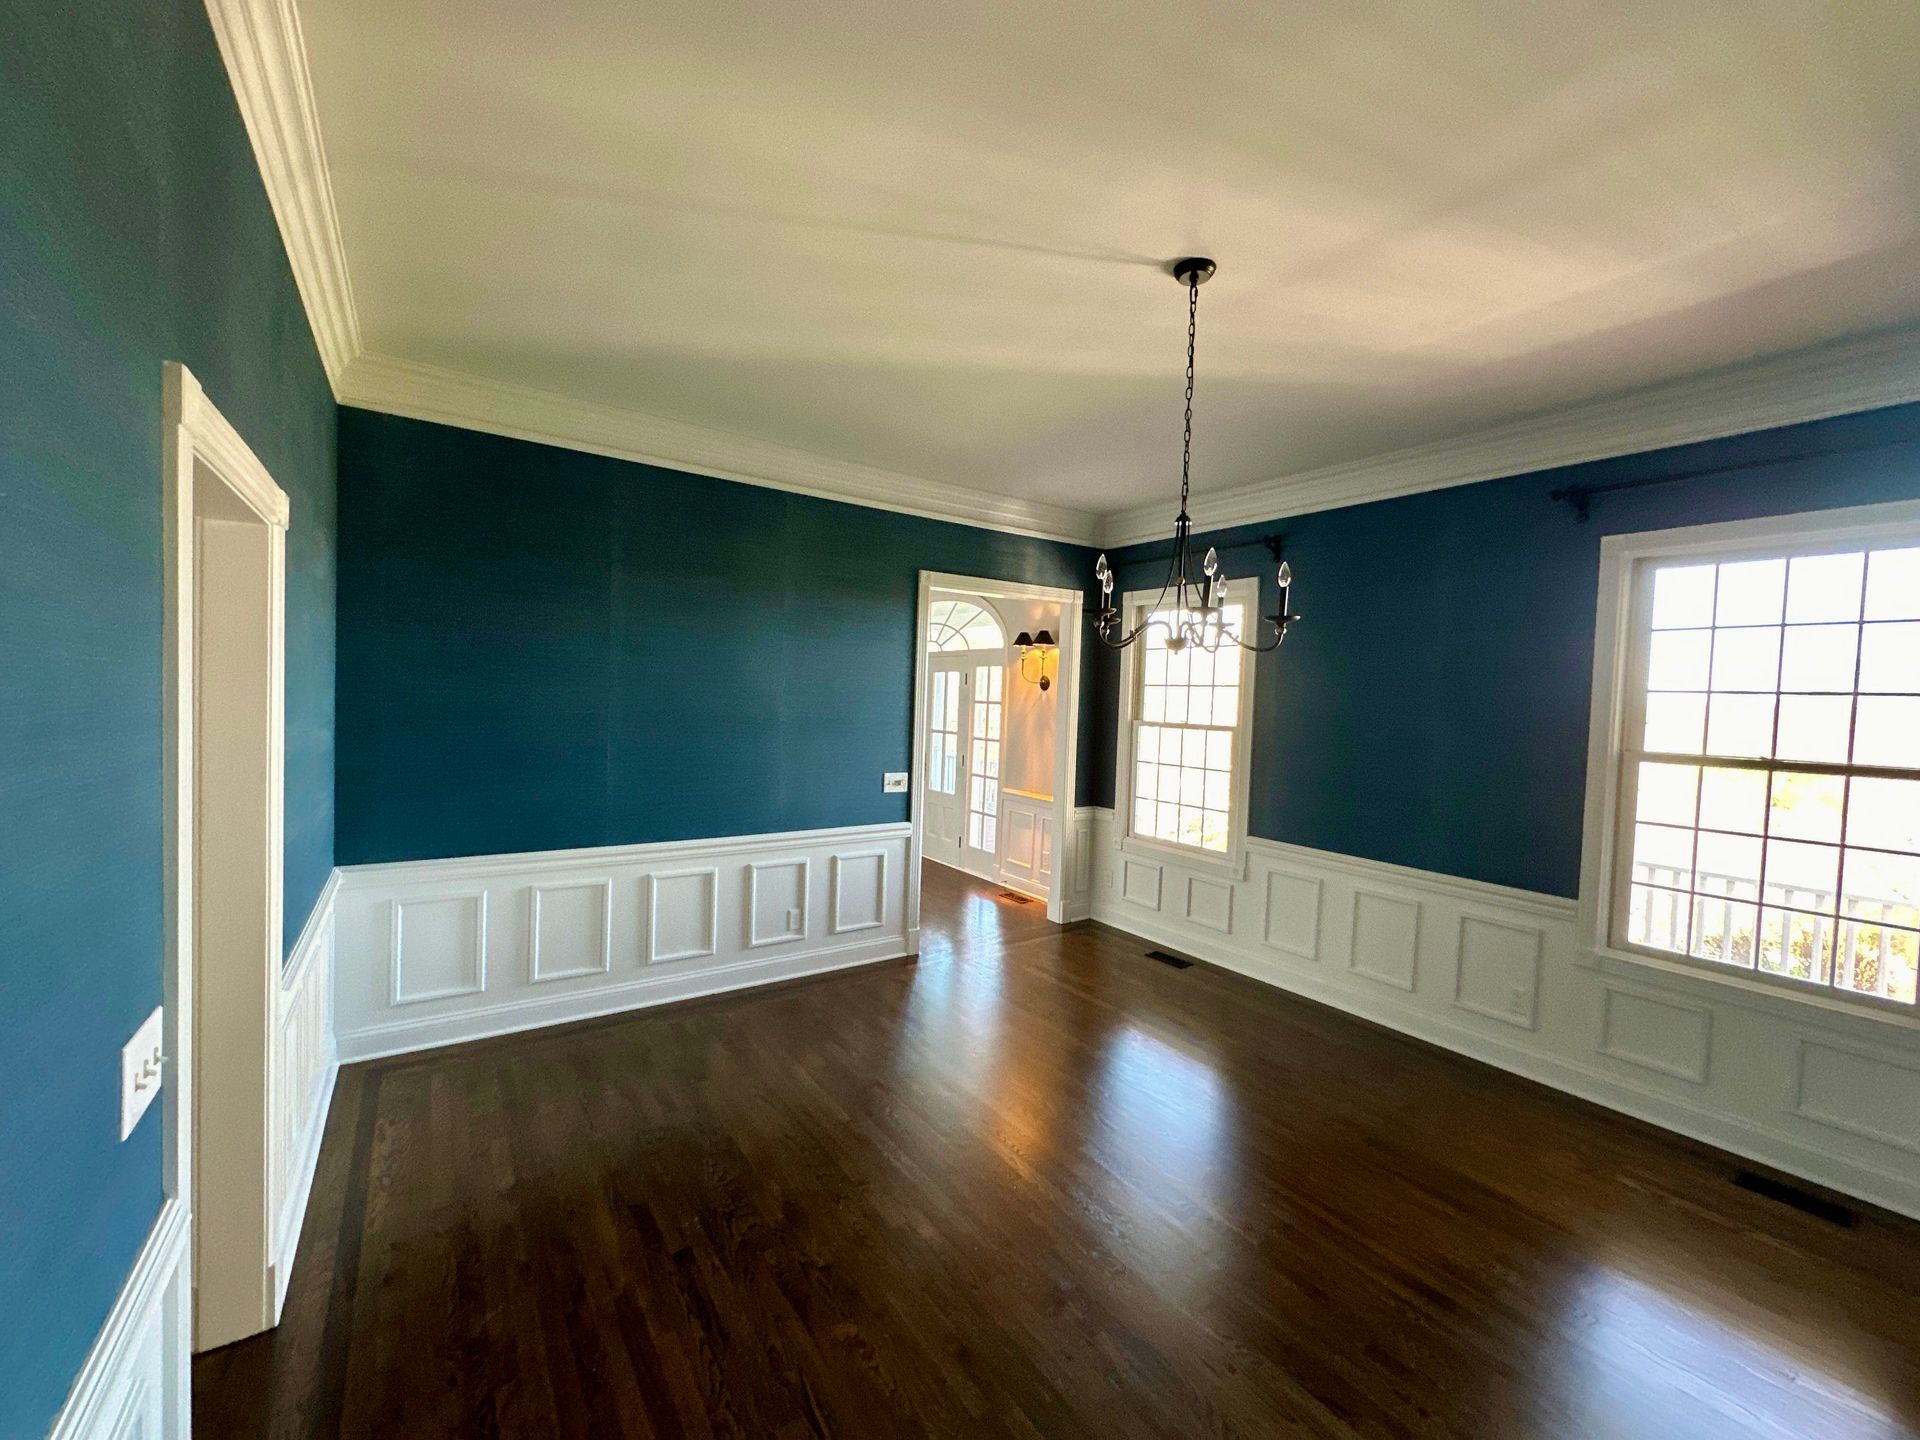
[882,772,909,793]
[121,1006,163,1141]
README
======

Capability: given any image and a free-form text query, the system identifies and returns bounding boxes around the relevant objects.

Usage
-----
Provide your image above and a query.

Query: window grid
[1129,604,1243,854]
[966,664,1003,855]
[1617,545,1920,1008]
[927,670,961,795]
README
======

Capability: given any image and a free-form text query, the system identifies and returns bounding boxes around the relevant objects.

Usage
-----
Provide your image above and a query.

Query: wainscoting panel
[274,876,338,1317]
[47,1202,189,1440]
[1085,810,1920,1220]
[998,791,1053,899]
[334,824,912,1061]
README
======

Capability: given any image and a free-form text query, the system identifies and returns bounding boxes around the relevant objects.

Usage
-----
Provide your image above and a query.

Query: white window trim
[1113,577,1259,880]
[1577,497,1920,1029]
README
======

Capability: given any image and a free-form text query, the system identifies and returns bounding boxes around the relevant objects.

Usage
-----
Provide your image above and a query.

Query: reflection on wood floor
[196,862,1920,1437]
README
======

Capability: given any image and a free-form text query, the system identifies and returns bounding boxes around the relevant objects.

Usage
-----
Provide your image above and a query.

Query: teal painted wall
[0,0,335,1431]
[1090,400,1920,896]
[335,408,1097,865]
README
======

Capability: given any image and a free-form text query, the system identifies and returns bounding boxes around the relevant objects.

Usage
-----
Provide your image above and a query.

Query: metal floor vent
[1732,1170,1856,1227]
[996,890,1033,905]
[1145,949,1194,970]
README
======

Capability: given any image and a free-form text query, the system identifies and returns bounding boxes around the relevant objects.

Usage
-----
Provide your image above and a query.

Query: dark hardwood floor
[197,863,1920,1438]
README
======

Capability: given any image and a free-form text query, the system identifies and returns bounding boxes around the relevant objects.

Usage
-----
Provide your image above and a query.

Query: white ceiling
[298,0,1920,523]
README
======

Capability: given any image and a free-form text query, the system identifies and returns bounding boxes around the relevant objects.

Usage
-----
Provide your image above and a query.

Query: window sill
[1584,939,1920,1034]
[1118,832,1249,883]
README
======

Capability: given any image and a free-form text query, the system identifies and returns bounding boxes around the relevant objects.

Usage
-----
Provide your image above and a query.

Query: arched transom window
[927,599,1004,653]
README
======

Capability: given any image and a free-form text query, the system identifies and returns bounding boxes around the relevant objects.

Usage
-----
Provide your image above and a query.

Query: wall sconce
[1012,630,1057,691]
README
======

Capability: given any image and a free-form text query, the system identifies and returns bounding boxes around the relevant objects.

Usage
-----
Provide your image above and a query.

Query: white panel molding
[1121,858,1164,911]
[1100,326,1920,545]
[339,352,1099,544]
[274,873,338,1320]
[388,891,489,1005]
[1792,1038,1920,1157]
[528,879,614,983]
[646,868,719,965]
[202,0,359,389]
[1451,914,1543,1031]
[1079,808,1920,1220]
[1598,984,1714,1086]
[748,858,811,948]
[334,826,913,1062]
[47,1199,191,1440]
[830,851,889,935]
[1348,890,1421,992]
[1260,868,1323,961]
[340,821,907,885]
[1185,874,1233,934]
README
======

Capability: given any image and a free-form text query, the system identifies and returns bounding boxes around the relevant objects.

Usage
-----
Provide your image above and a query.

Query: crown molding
[1098,327,1920,547]
[338,351,1101,544]
[204,0,360,390]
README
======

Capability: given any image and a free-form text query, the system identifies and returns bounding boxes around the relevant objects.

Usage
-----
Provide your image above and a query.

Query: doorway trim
[909,571,1084,936]
[161,362,290,1353]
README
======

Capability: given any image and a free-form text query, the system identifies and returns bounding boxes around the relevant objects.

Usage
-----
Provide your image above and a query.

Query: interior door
[923,659,970,868]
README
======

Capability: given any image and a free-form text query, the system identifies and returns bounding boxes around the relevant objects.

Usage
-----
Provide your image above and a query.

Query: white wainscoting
[998,790,1054,899]
[47,1201,190,1440]
[332,823,914,1061]
[1085,810,1920,1220]
[274,875,338,1319]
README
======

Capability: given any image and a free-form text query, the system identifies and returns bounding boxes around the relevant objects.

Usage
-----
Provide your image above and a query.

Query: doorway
[909,574,1083,935]
[161,363,290,1357]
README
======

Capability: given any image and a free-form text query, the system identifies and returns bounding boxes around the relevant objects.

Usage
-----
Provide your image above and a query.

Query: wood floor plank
[196,863,1920,1438]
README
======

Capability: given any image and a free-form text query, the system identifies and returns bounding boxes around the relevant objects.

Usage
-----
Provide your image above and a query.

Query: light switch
[882,772,909,793]
[121,1006,164,1141]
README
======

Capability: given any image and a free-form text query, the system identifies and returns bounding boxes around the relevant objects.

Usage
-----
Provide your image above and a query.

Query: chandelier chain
[1180,274,1197,517]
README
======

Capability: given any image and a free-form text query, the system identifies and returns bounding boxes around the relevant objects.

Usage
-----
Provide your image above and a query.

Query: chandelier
[1092,258,1300,653]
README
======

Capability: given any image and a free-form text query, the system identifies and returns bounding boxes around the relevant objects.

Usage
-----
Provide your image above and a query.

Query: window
[967,663,1004,853]
[928,599,1003,653]
[1116,581,1256,865]
[928,670,961,794]
[1587,506,1920,1014]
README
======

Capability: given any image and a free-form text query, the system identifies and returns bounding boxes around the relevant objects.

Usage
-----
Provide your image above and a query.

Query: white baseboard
[1086,811,1920,1221]
[48,1199,191,1440]
[332,823,914,1063]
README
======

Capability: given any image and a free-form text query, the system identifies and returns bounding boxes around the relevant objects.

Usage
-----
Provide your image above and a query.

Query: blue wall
[0,0,335,1431]
[335,408,1097,864]
[1092,401,1920,896]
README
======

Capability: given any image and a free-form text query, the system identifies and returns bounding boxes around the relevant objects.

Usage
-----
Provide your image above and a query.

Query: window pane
[1200,811,1229,852]
[1774,694,1851,764]
[1203,771,1230,811]
[1696,830,1762,900]
[1763,838,1839,904]
[1835,922,1919,1004]
[1648,630,1711,690]
[1705,693,1774,757]
[1710,626,1781,691]
[1699,766,1766,835]
[1206,730,1233,770]
[1768,770,1844,843]
[1854,697,1920,768]
[1864,547,1920,621]
[1181,730,1207,767]
[1691,895,1759,968]
[1636,762,1699,827]
[1847,777,1920,853]
[1786,552,1864,623]
[1715,559,1786,626]
[1141,686,1166,722]
[1758,907,1835,985]
[1779,624,1858,692]
[1632,823,1695,889]
[1858,621,1920,693]
[1651,564,1716,629]
[1644,693,1706,752]
[1840,850,1920,930]
[1628,884,1690,952]
[1134,797,1155,835]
